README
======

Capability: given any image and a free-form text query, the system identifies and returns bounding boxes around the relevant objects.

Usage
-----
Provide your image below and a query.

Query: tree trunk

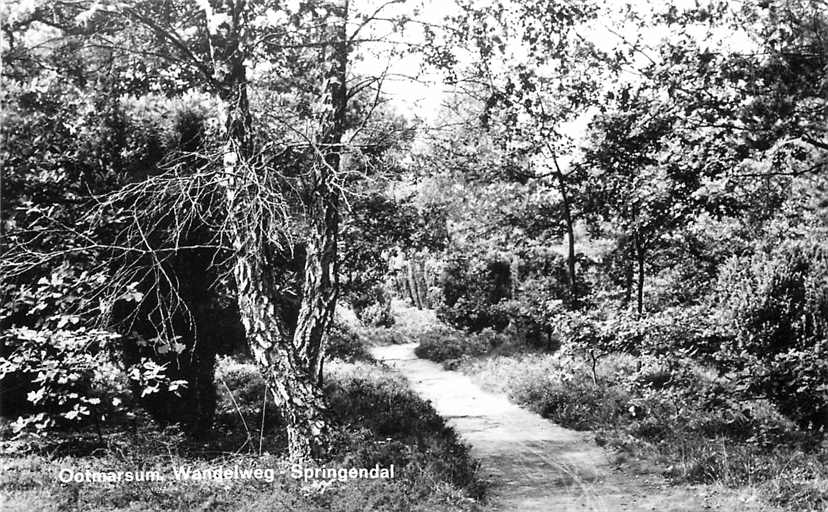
[510,255,520,300]
[621,234,633,307]
[634,234,645,318]
[407,261,423,309]
[200,0,345,462]
[623,258,633,306]
[233,233,330,460]
[294,173,340,381]
[403,268,417,306]
[416,260,431,309]
[291,0,349,451]
[551,154,576,297]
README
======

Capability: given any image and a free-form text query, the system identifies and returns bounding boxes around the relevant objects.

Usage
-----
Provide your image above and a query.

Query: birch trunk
[202,0,340,461]
[294,0,348,386]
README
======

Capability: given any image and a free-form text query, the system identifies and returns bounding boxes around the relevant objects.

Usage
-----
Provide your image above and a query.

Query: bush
[503,250,583,347]
[435,255,511,333]
[436,248,582,344]
[326,322,373,362]
[552,305,731,363]
[215,357,271,417]
[0,327,124,433]
[716,240,828,428]
[517,379,629,431]
[0,266,187,434]
[360,301,395,329]
[458,353,629,430]
[352,286,395,328]
[414,327,505,365]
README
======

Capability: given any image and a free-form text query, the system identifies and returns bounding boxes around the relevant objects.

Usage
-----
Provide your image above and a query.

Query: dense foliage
[412,0,828,436]
[716,241,828,428]
[1,0,826,509]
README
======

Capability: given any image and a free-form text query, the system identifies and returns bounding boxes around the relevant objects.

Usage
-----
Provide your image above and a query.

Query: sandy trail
[370,343,776,512]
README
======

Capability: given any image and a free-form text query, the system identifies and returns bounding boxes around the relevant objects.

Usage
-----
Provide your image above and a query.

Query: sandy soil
[370,343,778,512]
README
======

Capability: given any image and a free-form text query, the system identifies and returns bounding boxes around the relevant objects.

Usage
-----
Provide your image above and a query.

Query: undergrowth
[0,326,485,512]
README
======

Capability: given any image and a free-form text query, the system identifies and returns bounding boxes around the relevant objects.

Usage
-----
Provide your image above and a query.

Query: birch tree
[1,0,406,461]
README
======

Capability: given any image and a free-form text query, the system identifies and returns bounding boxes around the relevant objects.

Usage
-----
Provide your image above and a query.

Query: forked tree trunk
[201,0,345,462]
[231,222,330,460]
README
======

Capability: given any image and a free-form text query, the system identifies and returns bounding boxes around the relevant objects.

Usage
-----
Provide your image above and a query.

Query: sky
[349,0,458,122]
[350,0,758,129]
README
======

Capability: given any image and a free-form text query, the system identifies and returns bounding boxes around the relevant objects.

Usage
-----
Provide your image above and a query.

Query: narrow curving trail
[370,343,778,512]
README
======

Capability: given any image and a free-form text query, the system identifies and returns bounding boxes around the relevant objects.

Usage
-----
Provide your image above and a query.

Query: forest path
[370,342,776,512]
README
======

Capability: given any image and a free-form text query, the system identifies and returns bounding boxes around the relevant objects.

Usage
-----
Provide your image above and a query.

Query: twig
[218,374,252,448]
[259,388,268,455]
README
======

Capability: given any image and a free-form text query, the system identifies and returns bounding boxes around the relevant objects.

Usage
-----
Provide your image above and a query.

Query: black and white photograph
[0,0,826,510]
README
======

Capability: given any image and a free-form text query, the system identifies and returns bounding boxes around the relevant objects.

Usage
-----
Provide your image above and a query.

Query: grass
[0,323,485,512]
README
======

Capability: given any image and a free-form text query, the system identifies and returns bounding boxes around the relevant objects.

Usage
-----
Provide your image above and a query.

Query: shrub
[716,240,828,428]
[435,255,511,333]
[414,327,505,365]
[0,327,124,433]
[0,266,186,434]
[553,305,730,360]
[215,357,270,416]
[326,322,373,362]
[463,354,630,430]
[360,301,395,329]
[360,301,442,347]
[518,379,629,431]
[502,250,582,347]
[352,286,395,328]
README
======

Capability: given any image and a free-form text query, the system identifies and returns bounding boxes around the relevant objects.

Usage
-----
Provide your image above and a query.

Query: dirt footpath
[371,343,777,512]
